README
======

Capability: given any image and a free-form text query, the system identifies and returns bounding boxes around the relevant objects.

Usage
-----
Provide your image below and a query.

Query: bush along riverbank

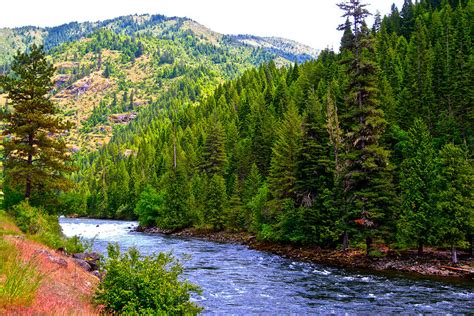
[1,204,202,314]
[136,226,474,281]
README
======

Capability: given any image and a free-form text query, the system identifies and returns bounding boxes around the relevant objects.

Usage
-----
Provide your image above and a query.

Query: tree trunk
[342,231,349,251]
[25,175,31,199]
[25,133,33,199]
[366,236,372,257]
[451,245,458,265]
[417,241,423,256]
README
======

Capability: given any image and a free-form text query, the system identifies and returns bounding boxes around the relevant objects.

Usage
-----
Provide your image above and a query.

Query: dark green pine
[1,44,74,209]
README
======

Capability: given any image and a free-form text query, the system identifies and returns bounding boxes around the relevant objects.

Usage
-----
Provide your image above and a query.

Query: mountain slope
[0,14,318,69]
[1,14,318,151]
[231,35,319,63]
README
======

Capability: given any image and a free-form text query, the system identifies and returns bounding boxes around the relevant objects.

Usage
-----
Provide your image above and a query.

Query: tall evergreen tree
[337,0,395,254]
[296,92,332,207]
[338,18,355,52]
[437,143,473,263]
[400,0,415,38]
[161,167,191,230]
[398,119,438,255]
[401,17,434,129]
[205,174,227,230]
[201,116,227,175]
[243,163,262,204]
[0,45,73,209]
[268,102,302,203]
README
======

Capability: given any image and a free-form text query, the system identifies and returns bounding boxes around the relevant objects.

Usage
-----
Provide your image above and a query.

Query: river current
[60,218,473,314]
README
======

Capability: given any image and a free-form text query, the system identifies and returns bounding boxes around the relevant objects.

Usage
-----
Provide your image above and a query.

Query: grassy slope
[0,212,99,314]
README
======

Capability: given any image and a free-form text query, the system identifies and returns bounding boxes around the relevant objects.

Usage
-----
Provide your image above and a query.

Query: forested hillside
[0,14,317,153]
[1,1,472,314]
[66,0,473,258]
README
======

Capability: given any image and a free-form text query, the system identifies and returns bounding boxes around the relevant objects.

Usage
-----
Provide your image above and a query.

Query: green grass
[0,238,44,308]
[0,211,19,236]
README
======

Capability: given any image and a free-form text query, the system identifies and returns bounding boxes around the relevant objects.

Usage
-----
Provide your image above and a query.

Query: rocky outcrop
[72,252,100,272]
[35,249,68,267]
[108,112,137,124]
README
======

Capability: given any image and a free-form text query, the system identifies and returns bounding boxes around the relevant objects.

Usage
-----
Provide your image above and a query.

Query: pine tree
[243,163,262,204]
[400,0,415,38]
[339,18,355,52]
[296,91,332,207]
[437,144,473,263]
[0,45,74,208]
[161,167,191,230]
[401,17,434,129]
[398,119,438,255]
[201,116,227,175]
[337,0,395,254]
[227,177,245,230]
[387,4,401,34]
[205,174,227,230]
[268,102,302,203]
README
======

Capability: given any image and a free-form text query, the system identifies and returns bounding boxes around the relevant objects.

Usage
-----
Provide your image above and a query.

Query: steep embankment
[0,215,99,315]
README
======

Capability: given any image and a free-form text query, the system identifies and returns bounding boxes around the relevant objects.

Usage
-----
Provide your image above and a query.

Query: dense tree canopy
[63,0,473,260]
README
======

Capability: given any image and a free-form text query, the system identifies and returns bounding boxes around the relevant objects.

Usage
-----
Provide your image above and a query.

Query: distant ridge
[231,34,319,63]
[0,14,319,68]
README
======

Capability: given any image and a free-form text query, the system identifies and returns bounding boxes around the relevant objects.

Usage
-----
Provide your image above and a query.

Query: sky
[0,0,404,50]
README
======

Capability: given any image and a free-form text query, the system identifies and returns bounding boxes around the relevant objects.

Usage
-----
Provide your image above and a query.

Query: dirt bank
[1,235,99,315]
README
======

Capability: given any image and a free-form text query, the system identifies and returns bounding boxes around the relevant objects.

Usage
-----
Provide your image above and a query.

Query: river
[60,218,474,314]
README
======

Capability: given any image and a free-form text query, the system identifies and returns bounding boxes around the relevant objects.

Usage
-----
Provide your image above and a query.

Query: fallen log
[440,265,474,275]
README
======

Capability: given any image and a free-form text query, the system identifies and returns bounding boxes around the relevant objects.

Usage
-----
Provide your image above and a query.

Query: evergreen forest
[2,0,473,258]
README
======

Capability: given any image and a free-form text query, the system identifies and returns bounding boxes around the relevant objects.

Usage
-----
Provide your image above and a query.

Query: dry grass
[126,55,152,83]
[182,20,222,45]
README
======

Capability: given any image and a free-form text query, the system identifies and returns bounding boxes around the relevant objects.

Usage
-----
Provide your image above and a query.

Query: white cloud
[0,0,403,49]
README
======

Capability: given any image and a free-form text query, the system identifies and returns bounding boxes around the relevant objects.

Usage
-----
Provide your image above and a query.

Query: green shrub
[11,201,41,234]
[9,200,90,253]
[10,201,62,248]
[63,235,93,254]
[95,243,202,315]
[134,186,164,227]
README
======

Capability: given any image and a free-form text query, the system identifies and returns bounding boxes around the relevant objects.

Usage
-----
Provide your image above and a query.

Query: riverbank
[138,226,474,281]
[0,214,99,314]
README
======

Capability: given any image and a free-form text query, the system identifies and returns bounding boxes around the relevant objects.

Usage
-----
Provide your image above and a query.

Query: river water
[60,218,474,314]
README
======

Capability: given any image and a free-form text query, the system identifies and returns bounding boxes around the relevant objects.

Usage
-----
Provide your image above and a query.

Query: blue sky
[1,0,403,49]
